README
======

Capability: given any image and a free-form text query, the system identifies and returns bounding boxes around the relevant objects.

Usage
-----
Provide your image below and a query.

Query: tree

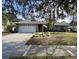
[2,12,17,32]
[2,0,77,20]
[36,0,77,32]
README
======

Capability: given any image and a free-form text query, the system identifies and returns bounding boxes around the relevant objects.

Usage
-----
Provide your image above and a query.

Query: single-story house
[16,20,70,33]
[16,20,47,33]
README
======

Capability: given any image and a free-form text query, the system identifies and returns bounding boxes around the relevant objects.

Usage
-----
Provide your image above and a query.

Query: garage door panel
[18,25,36,33]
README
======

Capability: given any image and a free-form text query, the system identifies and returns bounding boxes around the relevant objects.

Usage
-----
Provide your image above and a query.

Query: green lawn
[26,32,77,45]
[2,32,12,36]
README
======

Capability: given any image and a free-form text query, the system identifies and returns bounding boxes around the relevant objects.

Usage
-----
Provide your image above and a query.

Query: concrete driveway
[2,33,34,59]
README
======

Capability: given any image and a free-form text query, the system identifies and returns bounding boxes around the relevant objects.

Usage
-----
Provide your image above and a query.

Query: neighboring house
[68,20,77,32]
[54,21,69,32]
[16,20,77,33]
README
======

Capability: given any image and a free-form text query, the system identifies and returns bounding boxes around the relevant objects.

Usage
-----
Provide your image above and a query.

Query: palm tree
[2,12,17,32]
[2,12,10,32]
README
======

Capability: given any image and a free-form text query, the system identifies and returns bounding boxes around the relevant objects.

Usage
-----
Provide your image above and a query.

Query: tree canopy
[2,0,77,20]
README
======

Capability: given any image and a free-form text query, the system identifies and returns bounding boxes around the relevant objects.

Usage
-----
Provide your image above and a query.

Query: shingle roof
[16,20,69,26]
[16,20,47,24]
[55,21,69,26]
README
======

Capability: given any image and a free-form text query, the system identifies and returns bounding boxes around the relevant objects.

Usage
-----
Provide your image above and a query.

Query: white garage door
[18,25,36,33]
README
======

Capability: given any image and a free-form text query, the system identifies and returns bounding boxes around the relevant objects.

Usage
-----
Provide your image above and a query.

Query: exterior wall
[38,24,42,32]
[54,26,68,32]
[36,25,39,32]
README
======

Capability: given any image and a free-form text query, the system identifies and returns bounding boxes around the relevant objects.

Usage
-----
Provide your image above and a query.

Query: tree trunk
[73,15,74,31]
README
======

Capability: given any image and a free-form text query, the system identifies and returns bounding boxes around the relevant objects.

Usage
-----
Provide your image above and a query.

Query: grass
[2,32,12,36]
[26,32,77,45]
[10,56,76,59]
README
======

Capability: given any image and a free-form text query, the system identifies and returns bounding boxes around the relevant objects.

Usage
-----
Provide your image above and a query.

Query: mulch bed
[25,32,77,45]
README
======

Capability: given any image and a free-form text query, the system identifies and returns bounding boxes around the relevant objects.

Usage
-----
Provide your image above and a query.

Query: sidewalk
[23,45,77,57]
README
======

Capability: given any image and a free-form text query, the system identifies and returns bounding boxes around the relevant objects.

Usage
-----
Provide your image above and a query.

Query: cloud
[16,14,25,20]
